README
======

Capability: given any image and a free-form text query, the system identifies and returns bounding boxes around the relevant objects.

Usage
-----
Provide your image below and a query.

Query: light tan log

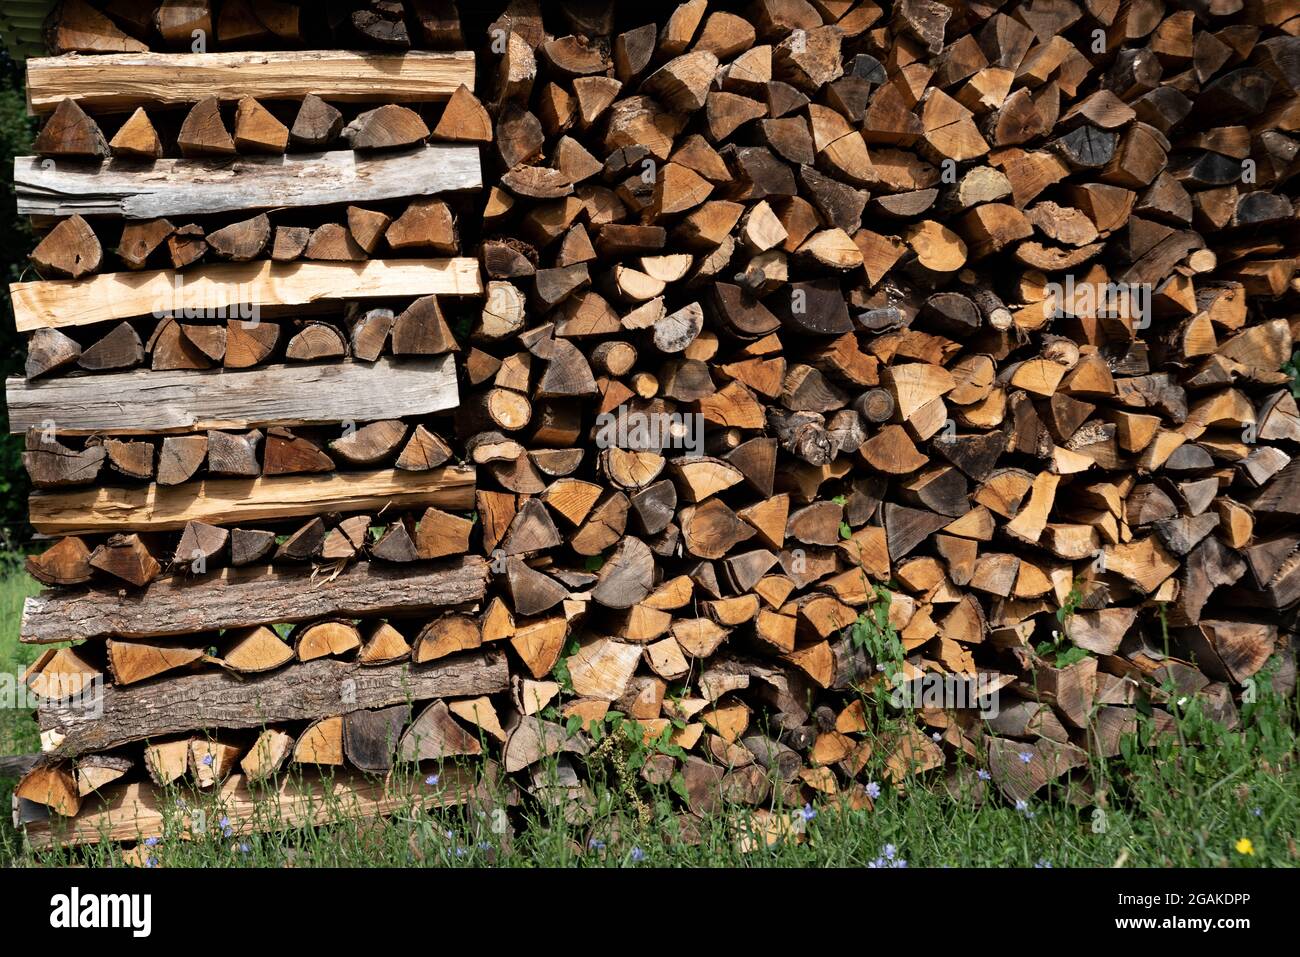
[7,356,458,434]
[16,144,480,218]
[10,258,482,332]
[26,51,475,114]
[28,465,475,535]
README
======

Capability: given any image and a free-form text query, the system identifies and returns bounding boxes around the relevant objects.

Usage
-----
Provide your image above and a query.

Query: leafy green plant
[848,585,904,677]
[1283,348,1300,398]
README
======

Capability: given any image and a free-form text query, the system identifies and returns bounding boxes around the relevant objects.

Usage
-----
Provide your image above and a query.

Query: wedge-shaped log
[8,356,458,435]
[16,144,480,218]
[26,51,475,113]
[28,465,475,535]
[10,259,482,333]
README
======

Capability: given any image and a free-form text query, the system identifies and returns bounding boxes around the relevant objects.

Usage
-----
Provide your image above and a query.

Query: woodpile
[10,0,1300,847]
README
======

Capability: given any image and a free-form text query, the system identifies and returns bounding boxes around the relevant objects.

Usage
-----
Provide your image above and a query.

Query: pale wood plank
[21,557,488,644]
[28,464,476,534]
[18,767,486,849]
[7,355,459,434]
[26,50,475,113]
[16,144,481,218]
[10,258,482,332]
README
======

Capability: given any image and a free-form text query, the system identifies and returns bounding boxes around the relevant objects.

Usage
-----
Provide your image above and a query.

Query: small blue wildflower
[1253,807,1263,817]
[931,732,942,742]
[1015,799,1035,819]
[219,816,230,828]
[977,769,991,781]
[589,838,606,850]
[883,843,896,860]
[202,753,214,766]
[237,842,250,854]
[1018,752,1033,764]
[455,847,467,858]
[146,856,158,868]
[800,803,817,822]
[445,829,455,839]
[875,662,887,672]
[425,774,440,786]
[865,781,881,799]
[478,841,492,851]
[631,847,645,863]
[1035,859,1052,868]
[144,836,159,847]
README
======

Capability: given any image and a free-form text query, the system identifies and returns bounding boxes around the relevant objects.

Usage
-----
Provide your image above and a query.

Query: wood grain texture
[10,258,482,332]
[21,556,489,644]
[16,144,481,218]
[28,465,476,534]
[26,50,476,113]
[7,356,459,434]
[37,649,508,754]
[18,767,483,849]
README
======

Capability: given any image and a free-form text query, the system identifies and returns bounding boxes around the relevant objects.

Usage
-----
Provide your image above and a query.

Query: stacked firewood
[12,0,1300,847]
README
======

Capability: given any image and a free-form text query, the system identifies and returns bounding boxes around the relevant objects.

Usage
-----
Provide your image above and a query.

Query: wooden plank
[21,556,488,644]
[15,144,481,218]
[28,465,476,535]
[38,650,509,755]
[19,767,484,849]
[9,258,482,332]
[26,50,475,114]
[7,356,460,434]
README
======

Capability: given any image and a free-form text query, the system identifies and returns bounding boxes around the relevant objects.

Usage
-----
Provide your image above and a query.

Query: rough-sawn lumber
[10,258,482,332]
[39,649,507,754]
[7,355,459,434]
[28,465,476,535]
[15,143,481,218]
[22,556,488,644]
[25,50,476,113]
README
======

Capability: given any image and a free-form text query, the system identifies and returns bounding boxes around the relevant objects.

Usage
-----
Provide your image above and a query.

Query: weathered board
[7,355,459,434]
[21,556,489,644]
[10,258,482,332]
[15,144,481,218]
[28,465,476,534]
[18,767,483,850]
[26,50,476,113]
[38,650,509,754]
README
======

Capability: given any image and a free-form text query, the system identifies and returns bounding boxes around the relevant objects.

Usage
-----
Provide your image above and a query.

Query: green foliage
[1283,348,1300,398]
[551,638,581,693]
[0,72,33,546]
[1035,579,1090,667]
[848,585,904,676]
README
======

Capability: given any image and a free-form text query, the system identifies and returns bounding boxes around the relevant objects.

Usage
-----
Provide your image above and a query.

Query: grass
[0,561,1295,868]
